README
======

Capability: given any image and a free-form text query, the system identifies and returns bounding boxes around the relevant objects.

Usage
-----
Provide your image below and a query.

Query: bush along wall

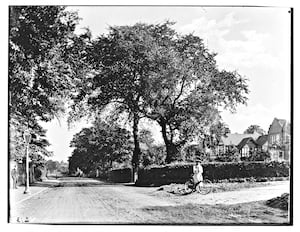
[203,161,289,181]
[108,168,132,183]
[136,164,193,186]
[135,161,290,186]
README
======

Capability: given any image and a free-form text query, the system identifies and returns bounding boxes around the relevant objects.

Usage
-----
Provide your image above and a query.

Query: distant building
[237,137,258,158]
[256,135,269,152]
[217,131,261,155]
[191,117,291,162]
[267,118,291,161]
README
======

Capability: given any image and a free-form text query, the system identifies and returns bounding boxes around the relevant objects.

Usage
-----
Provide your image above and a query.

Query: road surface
[9,177,289,224]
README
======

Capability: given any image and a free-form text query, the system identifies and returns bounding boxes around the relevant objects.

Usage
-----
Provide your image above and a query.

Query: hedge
[108,168,132,183]
[136,164,192,186]
[135,161,290,186]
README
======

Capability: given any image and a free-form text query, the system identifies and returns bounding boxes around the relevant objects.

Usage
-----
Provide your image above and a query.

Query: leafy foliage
[68,120,132,176]
[244,125,266,135]
[140,31,248,163]
[9,7,90,171]
[141,145,166,167]
[68,21,248,165]
[9,6,80,122]
[215,147,241,162]
[69,22,184,169]
[46,160,68,174]
[182,144,210,162]
[10,116,52,168]
[246,151,271,162]
[136,161,289,186]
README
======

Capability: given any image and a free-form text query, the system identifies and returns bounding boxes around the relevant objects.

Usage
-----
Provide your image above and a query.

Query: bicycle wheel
[184,179,194,194]
[196,179,212,195]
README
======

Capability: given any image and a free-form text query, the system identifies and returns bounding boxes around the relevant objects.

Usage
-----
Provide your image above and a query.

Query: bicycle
[184,177,213,195]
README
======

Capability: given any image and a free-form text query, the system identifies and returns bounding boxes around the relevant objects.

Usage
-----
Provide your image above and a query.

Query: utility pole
[23,130,31,194]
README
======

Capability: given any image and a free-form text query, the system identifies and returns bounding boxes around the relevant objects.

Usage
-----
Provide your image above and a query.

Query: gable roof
[269,118,290,134]
[237,137,257,150]
[275,118,287,127]
[256,135,268,146]
[220,132,260,146]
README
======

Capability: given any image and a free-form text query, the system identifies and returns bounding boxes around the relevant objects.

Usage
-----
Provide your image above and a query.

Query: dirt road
[9,177,289,224]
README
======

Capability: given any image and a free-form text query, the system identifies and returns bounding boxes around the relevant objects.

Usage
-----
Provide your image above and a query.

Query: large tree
[69,22,178,178]
[141,33,249,163]
[70,22,249,166]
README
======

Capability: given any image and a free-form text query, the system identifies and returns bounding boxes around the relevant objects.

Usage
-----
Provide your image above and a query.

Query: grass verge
[141,200,290,224]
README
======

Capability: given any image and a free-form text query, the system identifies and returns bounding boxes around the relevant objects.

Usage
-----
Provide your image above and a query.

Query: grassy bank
[141,200,289,224]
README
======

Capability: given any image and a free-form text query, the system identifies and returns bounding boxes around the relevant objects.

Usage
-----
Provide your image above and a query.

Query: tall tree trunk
[132,112,140,182]
[160,120,178,163]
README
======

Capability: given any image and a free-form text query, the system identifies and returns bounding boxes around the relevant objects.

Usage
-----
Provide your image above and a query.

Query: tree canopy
[9,6,86,168]
[69,22,181,173]
[244,125,266,135]
[68,120,132,176]
[9,6,81,122]
[69,21,249,166]
[140,32,249,162]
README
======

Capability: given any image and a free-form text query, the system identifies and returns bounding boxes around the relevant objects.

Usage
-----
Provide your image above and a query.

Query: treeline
[46,160,68,175]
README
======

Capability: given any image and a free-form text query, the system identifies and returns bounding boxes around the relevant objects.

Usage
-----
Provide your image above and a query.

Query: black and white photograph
[6,2,293,226]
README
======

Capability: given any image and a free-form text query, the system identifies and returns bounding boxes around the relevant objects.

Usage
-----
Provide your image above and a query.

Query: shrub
[182,145,210,162]
[140,145,166,167]
[108,168,132,183]
[34,167,42,181]
[245,151,271,162]
[215,147,240,162]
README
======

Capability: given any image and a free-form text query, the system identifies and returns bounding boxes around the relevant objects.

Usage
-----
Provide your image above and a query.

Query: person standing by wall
[11,165,18,189]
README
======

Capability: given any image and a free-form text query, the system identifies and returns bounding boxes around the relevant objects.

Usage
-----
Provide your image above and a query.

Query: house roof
[256,135,268,146]
[220,132,260,146]
[237,137,257,150]
[269,118,291,135]
[276,118,287,127]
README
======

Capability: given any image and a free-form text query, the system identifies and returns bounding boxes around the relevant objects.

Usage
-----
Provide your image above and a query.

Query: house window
[271,134,280,144]
[276,134,280,142]
[241,145,249,157]
[271,135,275,144]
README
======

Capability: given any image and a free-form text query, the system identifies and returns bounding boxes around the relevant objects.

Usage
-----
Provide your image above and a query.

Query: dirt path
[9,178,289,224]
[10,178,175,223]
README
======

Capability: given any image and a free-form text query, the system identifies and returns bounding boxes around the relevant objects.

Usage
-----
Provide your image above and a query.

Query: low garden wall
[135,161,290,186]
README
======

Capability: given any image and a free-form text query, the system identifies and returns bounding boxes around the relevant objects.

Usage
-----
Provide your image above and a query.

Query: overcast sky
[40,6,291,162]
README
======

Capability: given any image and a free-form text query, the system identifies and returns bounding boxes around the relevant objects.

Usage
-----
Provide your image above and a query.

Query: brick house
[267,118,291,161]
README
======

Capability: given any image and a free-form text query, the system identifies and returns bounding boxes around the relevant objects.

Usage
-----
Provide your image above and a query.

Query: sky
[39,6,291,162]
